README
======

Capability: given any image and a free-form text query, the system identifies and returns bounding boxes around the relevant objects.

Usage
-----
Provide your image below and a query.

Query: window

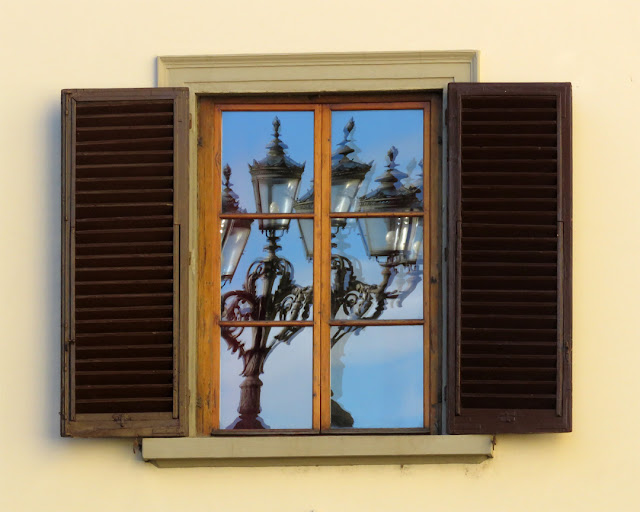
[61,53,572,451]
[197,94,440,434]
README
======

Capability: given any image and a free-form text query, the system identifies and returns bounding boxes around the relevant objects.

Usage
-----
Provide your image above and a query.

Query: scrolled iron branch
[329,254,403,347]
[221,246,313,360]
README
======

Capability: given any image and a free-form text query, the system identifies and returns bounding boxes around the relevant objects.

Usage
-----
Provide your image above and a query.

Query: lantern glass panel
[296,218,314,260]
[254,177,301,230]
[403,217,424,266]
[220,219,251,282]
[331,178,363,214]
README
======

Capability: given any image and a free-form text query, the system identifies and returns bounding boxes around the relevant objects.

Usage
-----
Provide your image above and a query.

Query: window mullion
[319,104,333,432]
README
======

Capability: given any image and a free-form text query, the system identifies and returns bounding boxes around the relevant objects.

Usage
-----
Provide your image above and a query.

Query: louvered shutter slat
[448,83,572,434]
[62,88,189,437]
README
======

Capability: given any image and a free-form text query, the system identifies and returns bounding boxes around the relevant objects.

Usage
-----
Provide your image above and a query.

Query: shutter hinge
[444,246,448,262]
[112,413,130,427]
[438,135,443,145]
[189,113,193,130]
[197,136,203,147]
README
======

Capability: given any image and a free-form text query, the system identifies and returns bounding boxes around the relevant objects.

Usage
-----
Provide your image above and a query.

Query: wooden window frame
[197,93,442,436]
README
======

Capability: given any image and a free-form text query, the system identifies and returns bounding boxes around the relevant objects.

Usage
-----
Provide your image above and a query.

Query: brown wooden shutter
[61,88,189,437]
[447,83,571,434]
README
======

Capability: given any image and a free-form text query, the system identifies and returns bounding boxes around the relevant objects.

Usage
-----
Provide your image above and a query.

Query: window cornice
[158,51,478,93]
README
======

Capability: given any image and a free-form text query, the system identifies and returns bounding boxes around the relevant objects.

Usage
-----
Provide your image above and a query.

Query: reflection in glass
[220,112,314,430]
[331,109,424,212]
[249,117,305,230]
[358,216,422,260]
[357,146,422,264]
[331,218,423,321]
[331,117,372,217]
[220,328,312,429]
[221,219,313,320]
[220,164,251,283]
[402,217,423,266]
[221,218,251,283]
[293,188,314,261]
[330,325,423,428]
[221,110,314,226]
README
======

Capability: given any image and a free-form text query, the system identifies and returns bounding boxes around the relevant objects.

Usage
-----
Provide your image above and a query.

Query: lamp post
[221,118,312,429]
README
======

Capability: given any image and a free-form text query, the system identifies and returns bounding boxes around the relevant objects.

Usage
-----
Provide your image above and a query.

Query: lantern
[357,147,422,262]
[249,117,305,231]
[220,164,251,283]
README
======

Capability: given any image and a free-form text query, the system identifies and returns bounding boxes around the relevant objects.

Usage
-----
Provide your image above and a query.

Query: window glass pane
[221,111,314,215]
[330,110,423,213]
[221,219,313,320]
[331,217,423,320]
[220,327,313,430]
[330,325,423,429]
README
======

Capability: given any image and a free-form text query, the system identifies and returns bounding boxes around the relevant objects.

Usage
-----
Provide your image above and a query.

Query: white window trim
[148,51,489,467]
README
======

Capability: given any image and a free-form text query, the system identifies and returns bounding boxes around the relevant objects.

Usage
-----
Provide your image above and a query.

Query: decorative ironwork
[220,116,424,430]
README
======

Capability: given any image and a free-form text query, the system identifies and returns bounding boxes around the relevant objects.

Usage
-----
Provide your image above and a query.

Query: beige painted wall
[1,0,639,510]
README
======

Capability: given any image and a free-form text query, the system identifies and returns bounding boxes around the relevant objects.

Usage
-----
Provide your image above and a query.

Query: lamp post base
[331,399,354,428]
[226,414,270,430]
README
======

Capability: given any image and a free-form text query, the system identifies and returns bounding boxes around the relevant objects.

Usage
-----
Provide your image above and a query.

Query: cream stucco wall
[1,0,639,510]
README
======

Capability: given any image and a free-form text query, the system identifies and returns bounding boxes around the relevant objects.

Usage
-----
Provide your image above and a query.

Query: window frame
[197,93,441,436]
[158,51,478,436]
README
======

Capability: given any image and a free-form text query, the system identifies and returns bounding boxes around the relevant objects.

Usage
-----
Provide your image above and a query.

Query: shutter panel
[61,88,189,437]
[447,83,571,434]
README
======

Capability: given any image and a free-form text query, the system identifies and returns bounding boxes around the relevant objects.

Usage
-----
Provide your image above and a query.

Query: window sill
[142,435,494,467]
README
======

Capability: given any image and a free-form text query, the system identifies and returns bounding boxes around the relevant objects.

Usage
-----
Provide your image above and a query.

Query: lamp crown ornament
[331,117,373,182]
[358,146,420,211]
[250,116,305,173]
[222,163,243,213]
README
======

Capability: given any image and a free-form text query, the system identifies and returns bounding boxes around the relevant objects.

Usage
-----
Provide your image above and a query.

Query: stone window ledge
[142,435,493,468]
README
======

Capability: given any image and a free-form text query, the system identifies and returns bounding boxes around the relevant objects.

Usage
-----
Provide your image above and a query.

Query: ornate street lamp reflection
[220,117,424,430]
[294,118,372,259]
[249,117,305,231]
[357,147,422,263]
[220,165,251,283]
[222,118,312,429]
